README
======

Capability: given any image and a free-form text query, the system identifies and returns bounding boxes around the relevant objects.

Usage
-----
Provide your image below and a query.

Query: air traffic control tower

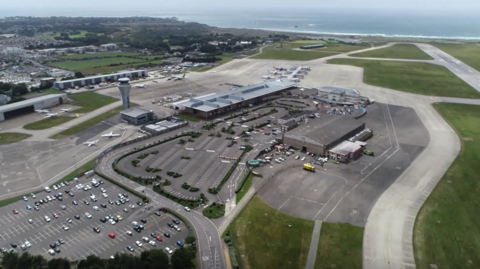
[117,78,131,110]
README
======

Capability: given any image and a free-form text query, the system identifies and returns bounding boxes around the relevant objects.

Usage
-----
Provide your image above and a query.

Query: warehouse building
[172,80,296,119]
[120,107,157,125]
[0,94,67,122]
[299,44,325,49]
[53,70,147,90]
[282,115,368,157]
[142,119,188,135]
[277,111,310,125]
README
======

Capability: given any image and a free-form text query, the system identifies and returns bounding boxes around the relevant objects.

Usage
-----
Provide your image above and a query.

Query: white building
[314,86,367,105]
[100,44,118,51]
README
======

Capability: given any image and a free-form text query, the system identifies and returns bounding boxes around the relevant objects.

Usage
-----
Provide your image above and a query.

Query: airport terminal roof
[0,94,66,114]
[289,115,365,147]
[317,86,359,95]
[173,80,296,112]
[54,70,146,84]
[120,107,152,118]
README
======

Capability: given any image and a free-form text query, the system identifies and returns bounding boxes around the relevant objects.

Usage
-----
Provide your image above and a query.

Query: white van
[44,186,51,193]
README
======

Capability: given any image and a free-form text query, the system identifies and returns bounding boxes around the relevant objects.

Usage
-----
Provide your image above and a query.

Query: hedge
[235,170,252,193]
[153,183,202,208]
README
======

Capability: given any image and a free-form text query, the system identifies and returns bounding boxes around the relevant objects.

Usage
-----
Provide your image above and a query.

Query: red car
[155,235,162,242]
[12,210,19,214]
[108,233,115,239]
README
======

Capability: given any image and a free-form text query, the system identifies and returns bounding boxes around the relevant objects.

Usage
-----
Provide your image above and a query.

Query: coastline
[210,26,480,42]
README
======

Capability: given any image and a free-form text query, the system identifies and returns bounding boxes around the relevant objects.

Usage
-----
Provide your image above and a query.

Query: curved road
[95,135,226,269]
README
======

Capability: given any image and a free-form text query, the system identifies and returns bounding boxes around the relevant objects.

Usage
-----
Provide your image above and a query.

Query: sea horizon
[2,7,480,40]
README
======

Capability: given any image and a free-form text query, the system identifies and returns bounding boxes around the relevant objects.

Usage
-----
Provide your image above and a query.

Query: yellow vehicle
[117,215,123,221]
[303,163,315,172]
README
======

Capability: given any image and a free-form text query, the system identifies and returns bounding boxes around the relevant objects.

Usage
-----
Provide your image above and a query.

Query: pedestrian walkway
[306,221,322,269]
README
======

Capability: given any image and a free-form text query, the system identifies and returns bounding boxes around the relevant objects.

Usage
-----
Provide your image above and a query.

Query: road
[95,133,226,269]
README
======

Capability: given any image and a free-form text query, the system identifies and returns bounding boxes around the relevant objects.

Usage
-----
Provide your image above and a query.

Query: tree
[48,258,71,269]
[12,83,28,96]
[140,249,170,269]
[1,252,19,269]
[74,71,85,78]
[0,82,11,92]
[78,254,105,269]
[171,247,195,269]
[185,235,196,244]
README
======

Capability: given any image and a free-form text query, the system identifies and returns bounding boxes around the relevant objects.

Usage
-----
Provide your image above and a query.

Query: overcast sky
[2,0,480,13]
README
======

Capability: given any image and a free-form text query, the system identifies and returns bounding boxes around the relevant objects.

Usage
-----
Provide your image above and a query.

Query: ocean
[2,7,480,40]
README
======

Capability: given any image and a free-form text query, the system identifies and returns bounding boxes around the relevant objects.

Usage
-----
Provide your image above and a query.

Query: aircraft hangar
[0,94,67,122]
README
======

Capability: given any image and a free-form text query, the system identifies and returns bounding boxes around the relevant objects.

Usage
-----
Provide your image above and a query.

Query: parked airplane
[167,74,186,81]
[35,109,50,113]
[134,83,147,88]
[268,70,279,75]
[273,66,286,71]
[262,75,275,79]
[44,113,58,118]
[84,140,99,147]
[60,108,72,112]
[101,132,121,138]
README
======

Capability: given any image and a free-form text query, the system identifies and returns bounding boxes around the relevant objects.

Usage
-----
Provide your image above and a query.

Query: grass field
[328,59,480,98]
[0,132,32,145]
[58,52,141,60]
[414,103,480,269]
[252,46,339,61]
[350,44,433,60]
[176,114,200,122]
[49,57,147,72]
[315,223,364,269]
[40,30,103,39]
[202,202,225,219]
[236,172,254,204]
[228,196,313,269]
[69,91,117,113]
[190,55,234,72]
[24,92,116,131]
[51,105,124,139]
[23,116,74,130]
[432,43,480,72]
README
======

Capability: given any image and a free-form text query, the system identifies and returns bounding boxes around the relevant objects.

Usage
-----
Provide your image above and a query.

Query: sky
[2,0,480,14]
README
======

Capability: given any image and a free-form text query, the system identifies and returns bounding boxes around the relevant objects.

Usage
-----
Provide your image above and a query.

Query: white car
[31,193,36,199]
[184,207,191,212]
[24,241,31,248]
[126,231,133,236]
[85,212,92,219]
[102,193,108,198]
[165,247,173,254]
[90,194,96,199]
[174,225,181,232]
[129,204,136,209]
[135,241,143,247]
[301,156,306,161]
[109,219,116,225]
[132,221,138,226]
[28,219,33,224]
[149,240,156,246]
[142,237,149,242]
[295,155,299,160]
[93,206,99,211]
[53,185,58,190]
[44,216,51,222]
[62,226,69,231]
[48,249,55,255]
[101,188,106,193]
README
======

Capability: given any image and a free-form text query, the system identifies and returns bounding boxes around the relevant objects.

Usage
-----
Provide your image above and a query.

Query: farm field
[40,30,103,39]
[58,52,141,60]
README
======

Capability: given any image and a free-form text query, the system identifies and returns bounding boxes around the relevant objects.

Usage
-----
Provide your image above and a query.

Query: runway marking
[277,197,291,211]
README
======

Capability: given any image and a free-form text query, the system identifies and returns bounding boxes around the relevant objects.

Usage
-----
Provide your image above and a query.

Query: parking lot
[0,176,188,260]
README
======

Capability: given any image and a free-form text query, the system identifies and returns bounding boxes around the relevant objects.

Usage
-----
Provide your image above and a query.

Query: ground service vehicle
[363,149,374,156]
[303,163,315,172]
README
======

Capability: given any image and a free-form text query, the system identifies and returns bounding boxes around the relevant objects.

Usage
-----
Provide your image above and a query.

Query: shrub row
[167,171,182,178]
[235,170,252,193]
[137,153,149,159]
[181,156,191,160]
[224,231,241,269]
[181,183,190,190]
[153,183,201,208]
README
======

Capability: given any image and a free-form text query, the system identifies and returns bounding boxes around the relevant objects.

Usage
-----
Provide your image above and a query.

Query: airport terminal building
[172,80,296,119]
[0,94,68,122]
[120,107,157,125]
[53,70,147,90]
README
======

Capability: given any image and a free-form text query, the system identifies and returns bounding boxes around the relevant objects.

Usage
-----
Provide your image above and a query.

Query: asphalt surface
[95,134,226,269]
[0,177,187,260]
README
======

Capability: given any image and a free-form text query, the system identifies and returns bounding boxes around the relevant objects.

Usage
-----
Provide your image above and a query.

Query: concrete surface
[306,221,322,269]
